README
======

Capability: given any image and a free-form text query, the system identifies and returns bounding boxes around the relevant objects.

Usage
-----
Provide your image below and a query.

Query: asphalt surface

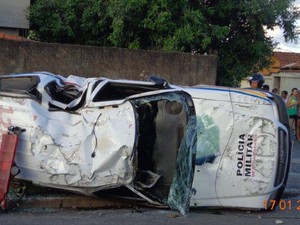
[283,135,300,197]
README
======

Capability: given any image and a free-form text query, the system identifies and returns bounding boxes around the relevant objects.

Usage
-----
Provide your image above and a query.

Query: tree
[29,0,300,86]
[201,0,300,86]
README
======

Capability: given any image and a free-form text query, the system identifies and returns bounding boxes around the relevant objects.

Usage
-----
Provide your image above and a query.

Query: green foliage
[29,0,300,86]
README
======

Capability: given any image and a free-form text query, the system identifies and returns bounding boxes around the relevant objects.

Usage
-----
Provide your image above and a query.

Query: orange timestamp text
[263,200,300,211]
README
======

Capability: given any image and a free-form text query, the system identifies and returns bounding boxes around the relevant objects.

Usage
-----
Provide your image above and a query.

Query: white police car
[0,72,291,214]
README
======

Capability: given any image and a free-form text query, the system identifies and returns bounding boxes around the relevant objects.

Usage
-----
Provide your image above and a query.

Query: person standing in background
[281,90,288,104]
[297,91,300,141]
[248,74,265,89]
[287,88,300,138]
[272,88,278,94]
[263,84,270,91]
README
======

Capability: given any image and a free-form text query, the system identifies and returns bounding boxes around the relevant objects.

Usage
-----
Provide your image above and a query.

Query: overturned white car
[0,72,291,214]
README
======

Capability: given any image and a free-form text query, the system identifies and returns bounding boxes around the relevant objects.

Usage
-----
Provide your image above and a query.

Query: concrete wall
[0,39,217,86]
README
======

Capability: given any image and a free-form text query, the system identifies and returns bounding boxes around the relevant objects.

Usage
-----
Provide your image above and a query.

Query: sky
[267,0,300,53]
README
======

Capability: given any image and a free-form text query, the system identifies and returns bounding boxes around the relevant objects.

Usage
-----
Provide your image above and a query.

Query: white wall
[0,0,30,29]
[279,73,300,94]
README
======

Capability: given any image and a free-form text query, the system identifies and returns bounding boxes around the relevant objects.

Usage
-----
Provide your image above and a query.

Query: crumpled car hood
[2,96,136,194]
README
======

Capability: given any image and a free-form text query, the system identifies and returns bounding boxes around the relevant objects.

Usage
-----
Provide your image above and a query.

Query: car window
[0,76,40,98]
[92,82,161,102]
[44,81,82,104]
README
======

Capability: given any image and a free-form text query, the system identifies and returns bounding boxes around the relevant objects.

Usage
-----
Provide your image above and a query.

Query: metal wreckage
[0,72,291,214]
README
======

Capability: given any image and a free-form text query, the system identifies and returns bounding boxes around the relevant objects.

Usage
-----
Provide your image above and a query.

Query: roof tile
[261,51,300,75]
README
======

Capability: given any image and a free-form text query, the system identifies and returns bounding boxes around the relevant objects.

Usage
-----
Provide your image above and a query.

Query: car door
[186,87,234,207]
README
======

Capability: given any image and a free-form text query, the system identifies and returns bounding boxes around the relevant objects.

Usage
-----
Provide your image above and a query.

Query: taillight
[0,133,18,209]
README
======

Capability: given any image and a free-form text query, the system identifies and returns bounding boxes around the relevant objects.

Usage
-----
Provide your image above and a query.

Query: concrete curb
[8,195,135,210]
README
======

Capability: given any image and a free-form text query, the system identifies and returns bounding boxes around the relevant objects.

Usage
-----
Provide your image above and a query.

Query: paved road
[284,136,300,196]
[1,201,300,225]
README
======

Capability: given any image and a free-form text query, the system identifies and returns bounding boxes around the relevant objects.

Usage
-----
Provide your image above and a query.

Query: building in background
[0,0,30,37]
[241,52,300,94]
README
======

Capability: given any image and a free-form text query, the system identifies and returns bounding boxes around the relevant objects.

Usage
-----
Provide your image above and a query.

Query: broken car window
[0,76,40,98]
[44,81,82,104]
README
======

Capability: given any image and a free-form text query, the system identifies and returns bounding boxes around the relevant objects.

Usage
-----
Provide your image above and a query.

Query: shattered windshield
[168,114,220,215]
[167,116,196,215]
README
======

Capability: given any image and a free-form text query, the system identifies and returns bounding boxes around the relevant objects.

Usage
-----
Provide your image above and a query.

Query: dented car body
[0,72,291,214]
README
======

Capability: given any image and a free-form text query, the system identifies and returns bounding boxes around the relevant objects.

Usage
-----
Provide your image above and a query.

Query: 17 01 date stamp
[264,200,300,211]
